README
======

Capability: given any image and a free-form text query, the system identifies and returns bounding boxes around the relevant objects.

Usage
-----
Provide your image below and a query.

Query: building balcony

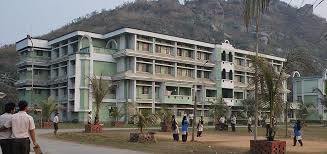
[222,79,234,89]
[50,76,68,84]
[93,47,118,55]
[205,97,217,103]
[234,81,247,89]
[234,64,255,72]
[223,98,234,106]
[113,49,215,67]
[164,95,192,105]
[15,79,48,87]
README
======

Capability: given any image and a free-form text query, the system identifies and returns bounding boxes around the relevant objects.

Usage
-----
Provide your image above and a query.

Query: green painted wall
[303,95,317,105]
[93,61,117,76]
[303,79,318,93]
[165,95,192,105]
[80,59,90,110]
[215,48,222,98]
[92,39,106,48]
[18,89,49,105]
[296,81,302,94]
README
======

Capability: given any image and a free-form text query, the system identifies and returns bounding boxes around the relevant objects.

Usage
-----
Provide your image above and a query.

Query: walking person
[231,115,236,132]
[197,116,204,137]
[247,117,253,133]
[171,115,179,141]
[87,111,92,124]
[0,102,15,154]
[6,100,39,154]
[293,120,303,146]
[219,116,225,131]
[181,116,189,142]
[53,113,59,135]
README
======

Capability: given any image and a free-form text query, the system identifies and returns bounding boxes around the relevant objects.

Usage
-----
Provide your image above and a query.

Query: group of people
[0,101,39,154]
[217,115,237,132]
[171,115,204,142]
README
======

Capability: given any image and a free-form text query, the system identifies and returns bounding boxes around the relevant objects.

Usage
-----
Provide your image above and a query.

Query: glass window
[36,51,43,56]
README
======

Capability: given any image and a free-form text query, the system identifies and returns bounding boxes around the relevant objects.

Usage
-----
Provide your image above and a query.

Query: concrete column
[131,80,137,102]
[194,66,198,79]
[132,34,137,50]
[174,63,178,78]
[194,46,197,60]
[120,34,126,49]
[133,57,137,73]
[160,82,166,103]
[152,38,156,53]
[152,60,155,75]
[173,42,177,57]
[152,81,155,114]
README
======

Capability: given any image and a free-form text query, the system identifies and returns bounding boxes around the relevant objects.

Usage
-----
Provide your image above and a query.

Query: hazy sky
[0,0,326,45]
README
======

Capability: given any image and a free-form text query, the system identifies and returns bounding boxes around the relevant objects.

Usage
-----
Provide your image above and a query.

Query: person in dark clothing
[0,102,15,154]
[293,120,303,146]
[181,116,189,142]
[171,115,179,141]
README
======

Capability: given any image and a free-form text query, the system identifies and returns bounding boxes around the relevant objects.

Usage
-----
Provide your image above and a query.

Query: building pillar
[133,57,137,73]
[152,81,155,114]
[174,63,177,78]
[152,60,155,75]
[160,82,166,103]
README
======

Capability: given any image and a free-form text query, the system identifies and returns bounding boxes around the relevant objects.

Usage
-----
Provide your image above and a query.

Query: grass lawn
[45,126,327,154]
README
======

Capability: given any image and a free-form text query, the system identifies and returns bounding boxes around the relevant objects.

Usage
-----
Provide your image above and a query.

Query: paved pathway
[0,129,146,154]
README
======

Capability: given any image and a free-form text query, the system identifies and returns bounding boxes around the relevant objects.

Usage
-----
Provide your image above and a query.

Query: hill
[1,0,327,78]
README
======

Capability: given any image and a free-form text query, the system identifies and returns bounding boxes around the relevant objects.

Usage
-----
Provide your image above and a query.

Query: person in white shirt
[5,100,39,154]
[248,117,253,133]
[53,113,59,135]
[197,116,204,137]
[0,102,15,154]
[231,115,237,132]
[219,116,225,131]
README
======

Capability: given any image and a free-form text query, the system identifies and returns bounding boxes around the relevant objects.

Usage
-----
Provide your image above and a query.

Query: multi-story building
[15,28,287,122]
[291,70,327,121]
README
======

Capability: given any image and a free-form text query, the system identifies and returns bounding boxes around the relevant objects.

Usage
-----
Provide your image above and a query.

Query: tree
[40,97,57,122]
[89,75,114,124]
[109,105,125,123]
[243,0,271,141]
[209,97,230,122]
[296,102,309,122]
[313,88,327,108]
[156,105,173,131]
[242,96,257,118]
[250,56,286,141]
[134,109,157,133]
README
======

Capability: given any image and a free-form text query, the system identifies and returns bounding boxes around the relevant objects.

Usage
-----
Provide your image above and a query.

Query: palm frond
[243,0,271,29]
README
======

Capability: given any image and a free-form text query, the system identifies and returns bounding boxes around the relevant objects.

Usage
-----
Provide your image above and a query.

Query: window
[228,52,233,62]
[297,96,302,102]
[221,51,226,61]
[197,53,202,60]
[36,51,43,56]
[197,71,201,78]
[155,66,161,74]
[234,92,244,99]
[34,70,41,76]
[177,48,182,56]
[185,69,192,77]
[204,53,210,60]
[137,42,150,52]
[177,68,182,76]
[204,72,210,79]
[34,89,42,94]
[229,70,233,80]
[55,90,59,96]
[142,87,149,94]
[222,69,226,79]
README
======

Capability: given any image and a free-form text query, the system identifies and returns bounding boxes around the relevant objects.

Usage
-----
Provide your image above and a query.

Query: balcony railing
[164,95,192,105]
[93,47,118,55]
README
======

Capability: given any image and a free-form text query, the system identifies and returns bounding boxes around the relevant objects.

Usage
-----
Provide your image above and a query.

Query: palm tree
[156,105,173,132]
[243,0,271,140]
[134,109,157,133]
[89,74,114,124]
[40,97,57,122]
[250,56,286,141]
[209,97,230,123]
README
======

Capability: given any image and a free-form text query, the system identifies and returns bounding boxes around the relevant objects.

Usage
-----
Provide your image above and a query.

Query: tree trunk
[95,103,100,124]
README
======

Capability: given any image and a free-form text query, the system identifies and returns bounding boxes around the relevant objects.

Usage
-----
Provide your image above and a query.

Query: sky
[0,0,326,46]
